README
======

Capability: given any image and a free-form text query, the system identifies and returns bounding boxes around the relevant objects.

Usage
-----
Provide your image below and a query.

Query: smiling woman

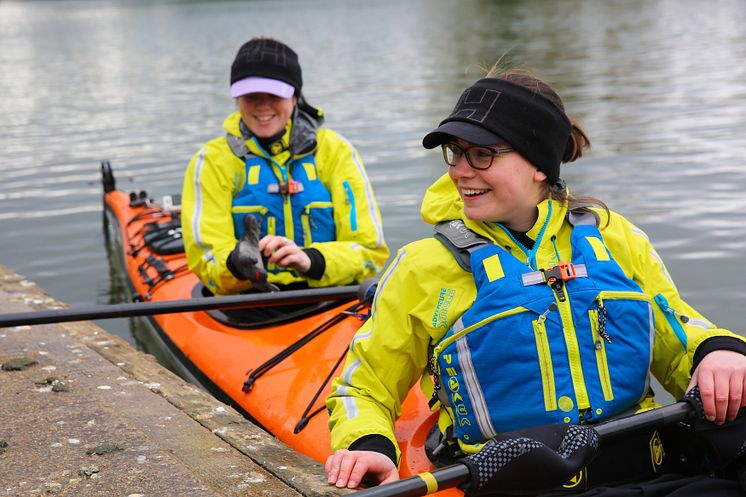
[180,36,389,305]
[324,66,746,496]
[444,137,544,229]
[237,93,297,139]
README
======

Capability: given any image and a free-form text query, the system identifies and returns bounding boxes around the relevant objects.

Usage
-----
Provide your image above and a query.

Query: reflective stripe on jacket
[181,111,388,295]
[326,173,744,463]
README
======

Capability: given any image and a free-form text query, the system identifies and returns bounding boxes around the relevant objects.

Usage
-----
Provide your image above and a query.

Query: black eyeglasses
[441,143,514,170]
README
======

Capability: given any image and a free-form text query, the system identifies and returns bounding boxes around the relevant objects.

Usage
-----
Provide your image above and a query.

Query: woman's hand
[687,349,746,424]
[325,449,399,489]
[259,235,311,274]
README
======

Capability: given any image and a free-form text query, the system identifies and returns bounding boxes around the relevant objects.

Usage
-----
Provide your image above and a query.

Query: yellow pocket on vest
[248,165,261,185]
[482,254,505,282]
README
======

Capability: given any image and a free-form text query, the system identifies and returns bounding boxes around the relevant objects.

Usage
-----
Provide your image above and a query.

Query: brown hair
[484,65,609,220]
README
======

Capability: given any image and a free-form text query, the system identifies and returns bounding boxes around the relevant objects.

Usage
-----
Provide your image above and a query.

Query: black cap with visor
[423,78,571,185]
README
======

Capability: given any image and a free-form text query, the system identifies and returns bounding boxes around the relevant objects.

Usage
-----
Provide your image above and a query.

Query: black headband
[422,78,571,184]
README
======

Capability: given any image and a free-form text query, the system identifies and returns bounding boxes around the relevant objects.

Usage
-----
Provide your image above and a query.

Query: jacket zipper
[551,285,590,411]
[589,307,614,402]
[342,181,358,232]
[533,303,558,411]
[653,293,688,348]
[301,201,334,245]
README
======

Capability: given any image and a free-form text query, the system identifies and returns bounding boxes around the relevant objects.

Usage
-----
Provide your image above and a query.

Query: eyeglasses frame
[441,143,514,170]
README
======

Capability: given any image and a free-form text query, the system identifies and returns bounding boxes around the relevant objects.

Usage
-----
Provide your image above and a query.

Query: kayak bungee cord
[125,207,165,227]
[294,341,351,434]
[130,214,166,237]
[137,264,190,301]
[131,224,182,257]
[122,207,190,300]
[114,181,371,435]
[241,301,367,393]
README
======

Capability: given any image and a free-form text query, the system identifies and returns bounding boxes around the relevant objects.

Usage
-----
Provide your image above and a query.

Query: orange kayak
[101,162,461,496]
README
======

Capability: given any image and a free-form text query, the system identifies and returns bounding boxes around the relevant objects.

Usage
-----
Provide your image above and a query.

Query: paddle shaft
[353,400,694,497]
[594,400,692,438]
[0,285,359,328]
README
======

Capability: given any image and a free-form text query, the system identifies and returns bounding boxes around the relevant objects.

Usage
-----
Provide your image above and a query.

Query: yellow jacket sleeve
[327,247,429,462]
[326,239,473,461]
[309,129,389,287]
[181,140,252,296]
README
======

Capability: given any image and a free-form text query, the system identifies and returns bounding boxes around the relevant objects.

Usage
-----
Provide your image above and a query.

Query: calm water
[1,0,745,345]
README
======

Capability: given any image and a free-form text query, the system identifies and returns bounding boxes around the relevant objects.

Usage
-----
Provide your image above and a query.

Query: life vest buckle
[267,180,304,195]
[542,262,577,283]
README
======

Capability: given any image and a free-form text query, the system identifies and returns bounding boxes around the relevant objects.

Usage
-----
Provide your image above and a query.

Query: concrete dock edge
[0,265,351,497]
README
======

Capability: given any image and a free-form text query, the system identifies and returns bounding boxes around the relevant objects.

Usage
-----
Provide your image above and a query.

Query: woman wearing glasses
[325,68,746,495]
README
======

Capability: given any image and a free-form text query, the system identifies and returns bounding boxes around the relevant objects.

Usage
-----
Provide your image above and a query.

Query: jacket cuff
[302,248,326,280]
[348,434,397,467]
[692,336,746,372]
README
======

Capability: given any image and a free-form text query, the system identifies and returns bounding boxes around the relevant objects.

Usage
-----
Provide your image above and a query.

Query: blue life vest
[431,217,654,449]
[230,150,336,274]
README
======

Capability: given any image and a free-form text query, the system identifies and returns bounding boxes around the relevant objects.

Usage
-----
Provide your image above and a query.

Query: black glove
[227,215,279,293]
[461,424,599,496]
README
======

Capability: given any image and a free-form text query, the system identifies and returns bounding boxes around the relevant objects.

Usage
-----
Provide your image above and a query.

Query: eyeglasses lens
[469,147,494,169]
[441,145,455,166]
[443,144,495,170]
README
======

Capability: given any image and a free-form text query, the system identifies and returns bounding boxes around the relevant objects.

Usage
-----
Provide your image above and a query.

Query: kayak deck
[103,181,460,495]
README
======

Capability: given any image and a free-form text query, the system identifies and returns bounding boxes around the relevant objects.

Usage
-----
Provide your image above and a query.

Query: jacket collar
[222,104,322,163]
[463,198,567,248]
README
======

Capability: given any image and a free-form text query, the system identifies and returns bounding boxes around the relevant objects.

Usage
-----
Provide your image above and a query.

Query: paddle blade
[461,424,599,496]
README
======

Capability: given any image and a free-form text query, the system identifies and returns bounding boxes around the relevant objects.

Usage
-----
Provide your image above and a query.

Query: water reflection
[1,0,745,338]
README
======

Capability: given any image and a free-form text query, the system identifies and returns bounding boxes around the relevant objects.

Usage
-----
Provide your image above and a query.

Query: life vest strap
[433,220,491,272]
[226,133,253,160]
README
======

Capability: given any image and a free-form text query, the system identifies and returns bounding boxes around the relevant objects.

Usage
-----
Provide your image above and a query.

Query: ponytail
[563,118,591,163]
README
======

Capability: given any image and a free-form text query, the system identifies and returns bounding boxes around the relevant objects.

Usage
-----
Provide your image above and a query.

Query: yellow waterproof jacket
[181,111,388,295]
[326,173,745,462]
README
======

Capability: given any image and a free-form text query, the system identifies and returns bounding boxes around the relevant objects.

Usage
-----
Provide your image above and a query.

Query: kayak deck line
[0,264,353,496]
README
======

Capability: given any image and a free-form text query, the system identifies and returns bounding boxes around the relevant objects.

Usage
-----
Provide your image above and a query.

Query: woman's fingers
[690,350,746,424]
[335,451,364,488]
[726,370,745,421]
[257,235,310,272]
[325,449,361,488]
[324,450,399,489]
[380,468,401,485]
[261,238,311,272]
[697,367,717,422]
[259,235,292,255]
[274,250,311,273]
[347,458,372,489]
[713,367,730,424]
[697,360,728,423]
[325,451,343,484]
